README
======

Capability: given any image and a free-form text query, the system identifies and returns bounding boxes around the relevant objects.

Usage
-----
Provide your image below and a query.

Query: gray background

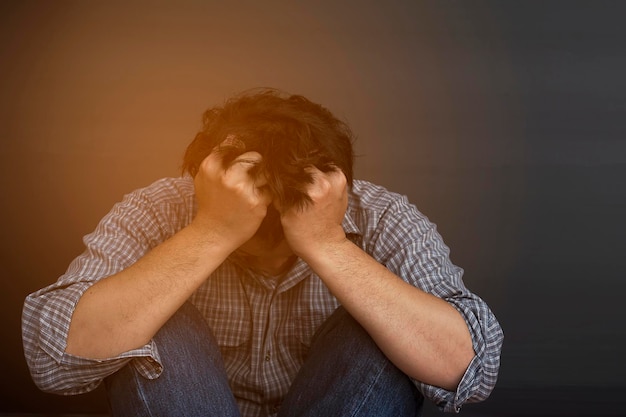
[1,1,625,415]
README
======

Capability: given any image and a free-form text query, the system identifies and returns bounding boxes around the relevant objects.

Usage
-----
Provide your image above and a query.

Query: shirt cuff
[415,354,482,413]
[39,339,164,395]
[413,296,502,412]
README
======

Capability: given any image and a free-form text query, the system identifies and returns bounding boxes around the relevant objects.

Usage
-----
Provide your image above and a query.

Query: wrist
[295,232,351,267]
[185,218,241,258]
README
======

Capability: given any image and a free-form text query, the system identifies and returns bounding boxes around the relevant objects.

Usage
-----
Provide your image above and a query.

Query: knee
[152,302,223,367]
[282,307,423,417]
[105,302,238,416]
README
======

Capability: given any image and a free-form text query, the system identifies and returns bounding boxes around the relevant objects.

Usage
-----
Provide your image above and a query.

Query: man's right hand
[191,150,272,251]
[66,149,272,359]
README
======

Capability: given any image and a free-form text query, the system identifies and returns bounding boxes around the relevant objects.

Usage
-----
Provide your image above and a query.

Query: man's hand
[279,167,348,258]
[279,167,474,391]
[192,150,272,251]
[66,151,272,359]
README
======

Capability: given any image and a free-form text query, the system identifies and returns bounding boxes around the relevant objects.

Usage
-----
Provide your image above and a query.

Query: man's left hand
[278,167,348,258]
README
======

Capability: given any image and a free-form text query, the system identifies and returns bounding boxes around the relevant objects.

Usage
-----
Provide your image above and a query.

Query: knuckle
[319,176,332,190]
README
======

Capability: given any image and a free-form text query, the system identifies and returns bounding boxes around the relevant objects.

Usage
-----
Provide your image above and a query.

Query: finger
[201,142,250,173]
[198,150,225,178]
[272,198,284,214]
[254,169,268,188]
[327,168,347,189]
[303,164,323,177]
[224,152,271,203]
[226,151,263,183]
[304,165,346,189]
[229,151,263,170]
[256,183,273,206]
[249,167,271,205]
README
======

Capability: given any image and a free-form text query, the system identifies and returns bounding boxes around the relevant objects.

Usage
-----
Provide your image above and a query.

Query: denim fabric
[24,177,501,410]
[105,302,240,417]
[279,307,423,417]
[105,302,423,417]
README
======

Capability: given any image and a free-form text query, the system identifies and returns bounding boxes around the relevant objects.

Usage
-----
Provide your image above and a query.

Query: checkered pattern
[22,177,503,415]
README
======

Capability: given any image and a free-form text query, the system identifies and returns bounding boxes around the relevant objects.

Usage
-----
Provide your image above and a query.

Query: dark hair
[182,88,355,245]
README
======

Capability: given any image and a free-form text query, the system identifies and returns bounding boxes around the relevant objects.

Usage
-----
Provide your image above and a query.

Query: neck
[248,254,297,276]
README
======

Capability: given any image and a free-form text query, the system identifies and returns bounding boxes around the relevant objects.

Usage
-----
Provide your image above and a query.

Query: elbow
[30,365,100,396]
[440,322,478,391]
[404,347,476,392]
[31,372,69,396]
[24,345,98,396]
[25,351,69,395]
[419,328,477,391]
[437,351,476,392]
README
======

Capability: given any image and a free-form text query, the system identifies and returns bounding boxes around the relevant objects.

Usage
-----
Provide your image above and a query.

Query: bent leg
[280,307,423,417]
[105,302,240,417]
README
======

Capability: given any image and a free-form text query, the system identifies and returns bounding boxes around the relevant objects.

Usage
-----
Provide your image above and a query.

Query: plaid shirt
[22,177,503,415]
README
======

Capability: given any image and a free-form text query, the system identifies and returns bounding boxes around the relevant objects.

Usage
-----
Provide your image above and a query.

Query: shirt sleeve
[365,193,504,413]
[21,178,192,395]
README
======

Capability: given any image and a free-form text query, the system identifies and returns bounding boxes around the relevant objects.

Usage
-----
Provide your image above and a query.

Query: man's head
[183,88,355,245]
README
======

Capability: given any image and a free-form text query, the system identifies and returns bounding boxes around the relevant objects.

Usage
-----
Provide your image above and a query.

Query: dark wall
[2,1,624,415]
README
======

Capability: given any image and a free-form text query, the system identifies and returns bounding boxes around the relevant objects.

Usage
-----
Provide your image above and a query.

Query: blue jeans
[105,303,423,416]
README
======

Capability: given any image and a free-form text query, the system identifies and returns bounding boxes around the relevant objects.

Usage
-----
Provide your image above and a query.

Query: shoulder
[348,179,415,214]
[347,179,434,241]
[129,176,195,205]
[99,176,196,236]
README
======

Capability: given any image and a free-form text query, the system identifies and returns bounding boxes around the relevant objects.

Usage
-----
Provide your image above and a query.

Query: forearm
[302,238,475,391]
[66,222,232,359]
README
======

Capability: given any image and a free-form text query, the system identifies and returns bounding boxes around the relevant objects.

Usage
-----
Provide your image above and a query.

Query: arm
[306,240,474,390]
[279,168,475,391]
[66,151,271,359]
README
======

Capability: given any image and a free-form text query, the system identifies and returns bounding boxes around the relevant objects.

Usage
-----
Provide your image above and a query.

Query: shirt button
[265,353,271,361]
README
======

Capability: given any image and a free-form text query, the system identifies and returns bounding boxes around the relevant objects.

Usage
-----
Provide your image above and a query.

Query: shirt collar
[342,208,362,237]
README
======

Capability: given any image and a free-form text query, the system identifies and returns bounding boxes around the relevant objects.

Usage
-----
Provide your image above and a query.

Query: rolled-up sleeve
[22,177,194,395]
[22,280,164,395]
[417,283,504,412]
[359,186,504,413]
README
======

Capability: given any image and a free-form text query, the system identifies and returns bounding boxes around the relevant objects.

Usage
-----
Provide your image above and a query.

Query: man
[23,89,503,416]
